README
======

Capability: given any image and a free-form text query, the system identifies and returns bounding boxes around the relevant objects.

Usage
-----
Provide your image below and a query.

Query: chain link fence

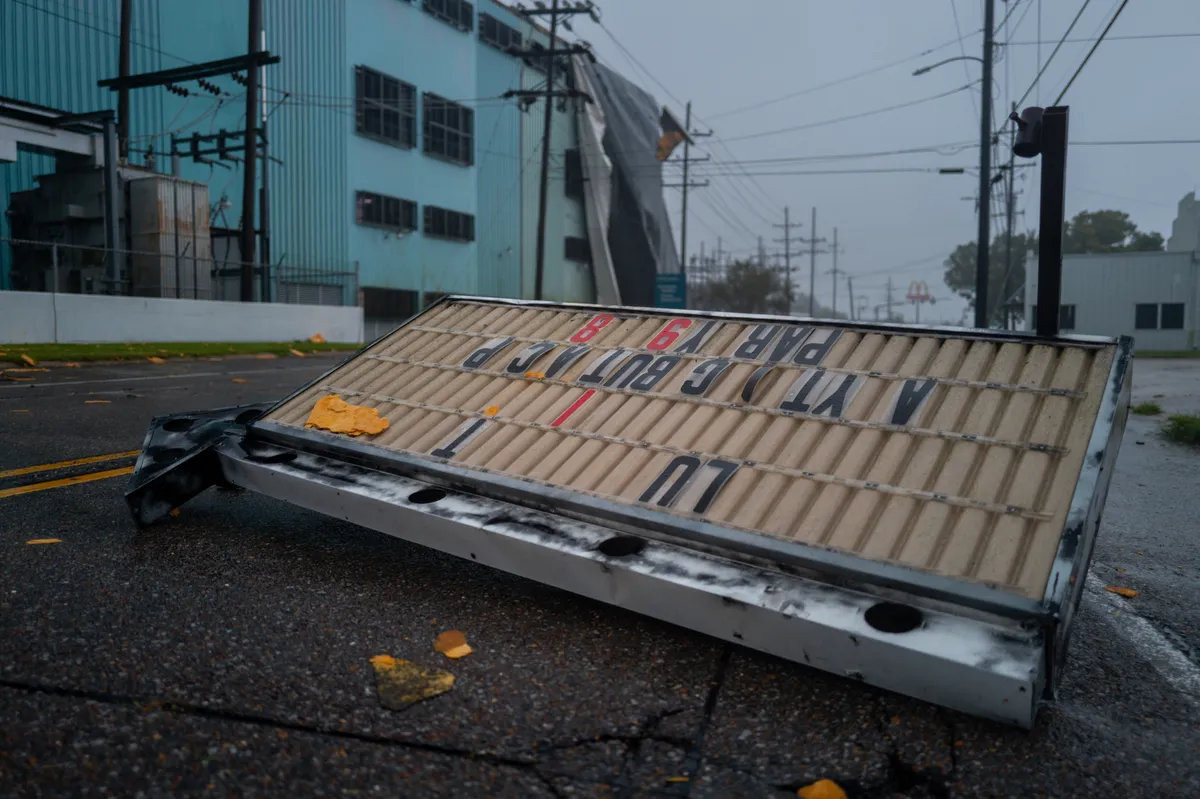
[2,238,358,306]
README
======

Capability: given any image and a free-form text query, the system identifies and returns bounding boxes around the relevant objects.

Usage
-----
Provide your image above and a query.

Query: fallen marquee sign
[126,297,1131,727]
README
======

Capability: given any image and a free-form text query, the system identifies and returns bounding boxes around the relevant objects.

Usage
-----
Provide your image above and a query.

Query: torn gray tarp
[572,57,681,307]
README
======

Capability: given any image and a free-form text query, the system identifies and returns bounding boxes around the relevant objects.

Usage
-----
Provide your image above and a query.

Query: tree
[1063,209,1165,254]
[943,232,1035,328]
[689,258,848,318]
[942,209,1165,327]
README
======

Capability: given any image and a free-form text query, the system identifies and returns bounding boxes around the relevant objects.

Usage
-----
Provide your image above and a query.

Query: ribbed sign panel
[263,299,1117,600]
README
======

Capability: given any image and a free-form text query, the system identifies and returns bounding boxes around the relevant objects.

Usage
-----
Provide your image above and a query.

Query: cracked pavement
[1,355,1198,797]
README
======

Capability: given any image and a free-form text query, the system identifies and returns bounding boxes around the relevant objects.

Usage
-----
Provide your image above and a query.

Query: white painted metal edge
[217,443,1044,728]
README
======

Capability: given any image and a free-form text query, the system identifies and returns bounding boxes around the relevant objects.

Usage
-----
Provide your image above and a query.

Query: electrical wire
[1005,31,1200,45]
[1052,0,1130,104]
[948,0,980,122]
[1013,0,1093,109]
[721,82,980,144]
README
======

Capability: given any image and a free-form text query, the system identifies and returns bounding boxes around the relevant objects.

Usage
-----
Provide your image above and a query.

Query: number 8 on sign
[569,314,614,343]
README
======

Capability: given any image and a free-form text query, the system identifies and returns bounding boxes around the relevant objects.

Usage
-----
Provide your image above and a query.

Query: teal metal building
[1,0,594,325]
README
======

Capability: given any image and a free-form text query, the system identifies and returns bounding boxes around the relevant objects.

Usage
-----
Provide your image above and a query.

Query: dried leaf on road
[369,654,454,711]
[309,333,326,343]
[7,368,49,373]
[26,539,62,545]
[147,356,167,365]
[797,779,848,799]
[232,378,251,384]
[665,776,689,783]
[84,400,111,404]
[433,630,473,659]
[20,354,36,366]
[304,395,389,436]
[288,348,306,358]
[11,409,29,414]
[1105,586,1140,598]
[255,353,278,360]
[169,508,181,517]
[64,363,81,368]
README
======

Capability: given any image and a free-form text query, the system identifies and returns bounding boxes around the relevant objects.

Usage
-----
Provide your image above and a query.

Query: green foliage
[942,209,1166,326]
[689,259,847,318]
[1064,210,1165,254]
[1163,413,1200,446]
[1132,401,1162,415]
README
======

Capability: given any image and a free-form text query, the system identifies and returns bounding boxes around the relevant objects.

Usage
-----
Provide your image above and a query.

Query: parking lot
[1,354,1197,797]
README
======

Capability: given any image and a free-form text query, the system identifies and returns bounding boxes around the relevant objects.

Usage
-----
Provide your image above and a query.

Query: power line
[1014,0,1093,109]
[1004,31,1200,45]
[948,0,980,122]
[722,82,980,144]
[1053,0,1130,104]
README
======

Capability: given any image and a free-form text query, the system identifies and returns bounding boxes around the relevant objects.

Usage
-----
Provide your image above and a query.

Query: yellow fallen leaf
[288,348,306,358]
[11,409,29,414]
[524,371,546,379]
[1105,585,1140,598]
[147,356,167,365]
[309,333,326,343]
[798,779,848,799]
[64,362,80,368]
[369,654,454,710]
[255,353,278,360]
[665,776,689,783]
[483,405,500,417]
[21,354,36,366]
[433,630,473,659]
[26,539,62,545]
[304,395,389,437]
[232,378,251,384]
[169,508,181,517]
[84,400,111,404]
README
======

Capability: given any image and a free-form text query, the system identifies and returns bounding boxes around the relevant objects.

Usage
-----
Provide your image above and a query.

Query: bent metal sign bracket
[126,297,1132,728]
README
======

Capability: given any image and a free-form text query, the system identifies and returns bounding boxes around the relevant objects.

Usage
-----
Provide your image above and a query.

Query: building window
[362,287,419,320]
[424,205,475,242]
[564,236,591,263]
[423,93,474,166]
[1135,303,1159,329]
[1059,304,1076,331]
[564,148,584,199]
[356,191,417,232]
[355,66,416,148]
[479,12,521,53]
[1161,303,1185,330]
[423,0,473,32]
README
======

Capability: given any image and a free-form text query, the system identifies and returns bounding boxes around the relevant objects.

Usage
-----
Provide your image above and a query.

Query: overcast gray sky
[583,0,1200,323]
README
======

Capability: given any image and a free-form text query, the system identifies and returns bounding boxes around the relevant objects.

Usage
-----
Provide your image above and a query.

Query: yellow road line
[0,450,139,480]
[0,466,135,499]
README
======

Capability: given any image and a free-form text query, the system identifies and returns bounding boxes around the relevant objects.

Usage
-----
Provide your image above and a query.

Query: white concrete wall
[0,291,363,344]
[1025,251,1199,351]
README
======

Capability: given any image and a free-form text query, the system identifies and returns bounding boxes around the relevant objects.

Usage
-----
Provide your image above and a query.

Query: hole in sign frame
[864,602,924,634]
[408,488,447,505]
[597,536,647,557]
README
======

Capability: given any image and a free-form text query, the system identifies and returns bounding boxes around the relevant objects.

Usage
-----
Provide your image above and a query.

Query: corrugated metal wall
[0,0,165,287]
[1026,251,1199,350]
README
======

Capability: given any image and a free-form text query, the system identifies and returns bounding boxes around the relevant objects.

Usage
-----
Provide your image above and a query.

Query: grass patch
[0,341,360,364]
[1132,401,1162,416]
[1135,350,1200,359]
[1163,413,1200,446]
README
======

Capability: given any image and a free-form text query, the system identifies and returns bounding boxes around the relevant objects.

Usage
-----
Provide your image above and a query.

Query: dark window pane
[564,236,591,263]
[1162,303,1185,330]
[1060,305,1075,331]
[1135,303,1158,329]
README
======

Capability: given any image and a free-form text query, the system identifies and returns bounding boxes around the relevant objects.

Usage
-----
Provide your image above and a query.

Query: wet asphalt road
[0,354,1197,797]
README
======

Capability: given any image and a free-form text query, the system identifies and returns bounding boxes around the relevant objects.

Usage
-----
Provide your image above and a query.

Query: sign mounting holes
[408,488,447,505]
[597,536,646,557]
[864,602,924,634]
[163,418,194,432]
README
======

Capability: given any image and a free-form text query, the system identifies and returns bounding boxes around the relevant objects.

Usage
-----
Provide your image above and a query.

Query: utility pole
[240,0,262,302]
[797,206,827,316]
[824,227,846,316]
[117,0,132,161]
[512,1,597,301]
[1002,101,1017,329]
[886,276,895,321]
[974,0,996,328]
[258,27,271,302]
[846,274,855,321]
[676,100,712,282]
[772,206,803,314]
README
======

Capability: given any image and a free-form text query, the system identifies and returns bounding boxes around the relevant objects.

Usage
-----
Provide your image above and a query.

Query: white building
[1025,193,1200,352]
